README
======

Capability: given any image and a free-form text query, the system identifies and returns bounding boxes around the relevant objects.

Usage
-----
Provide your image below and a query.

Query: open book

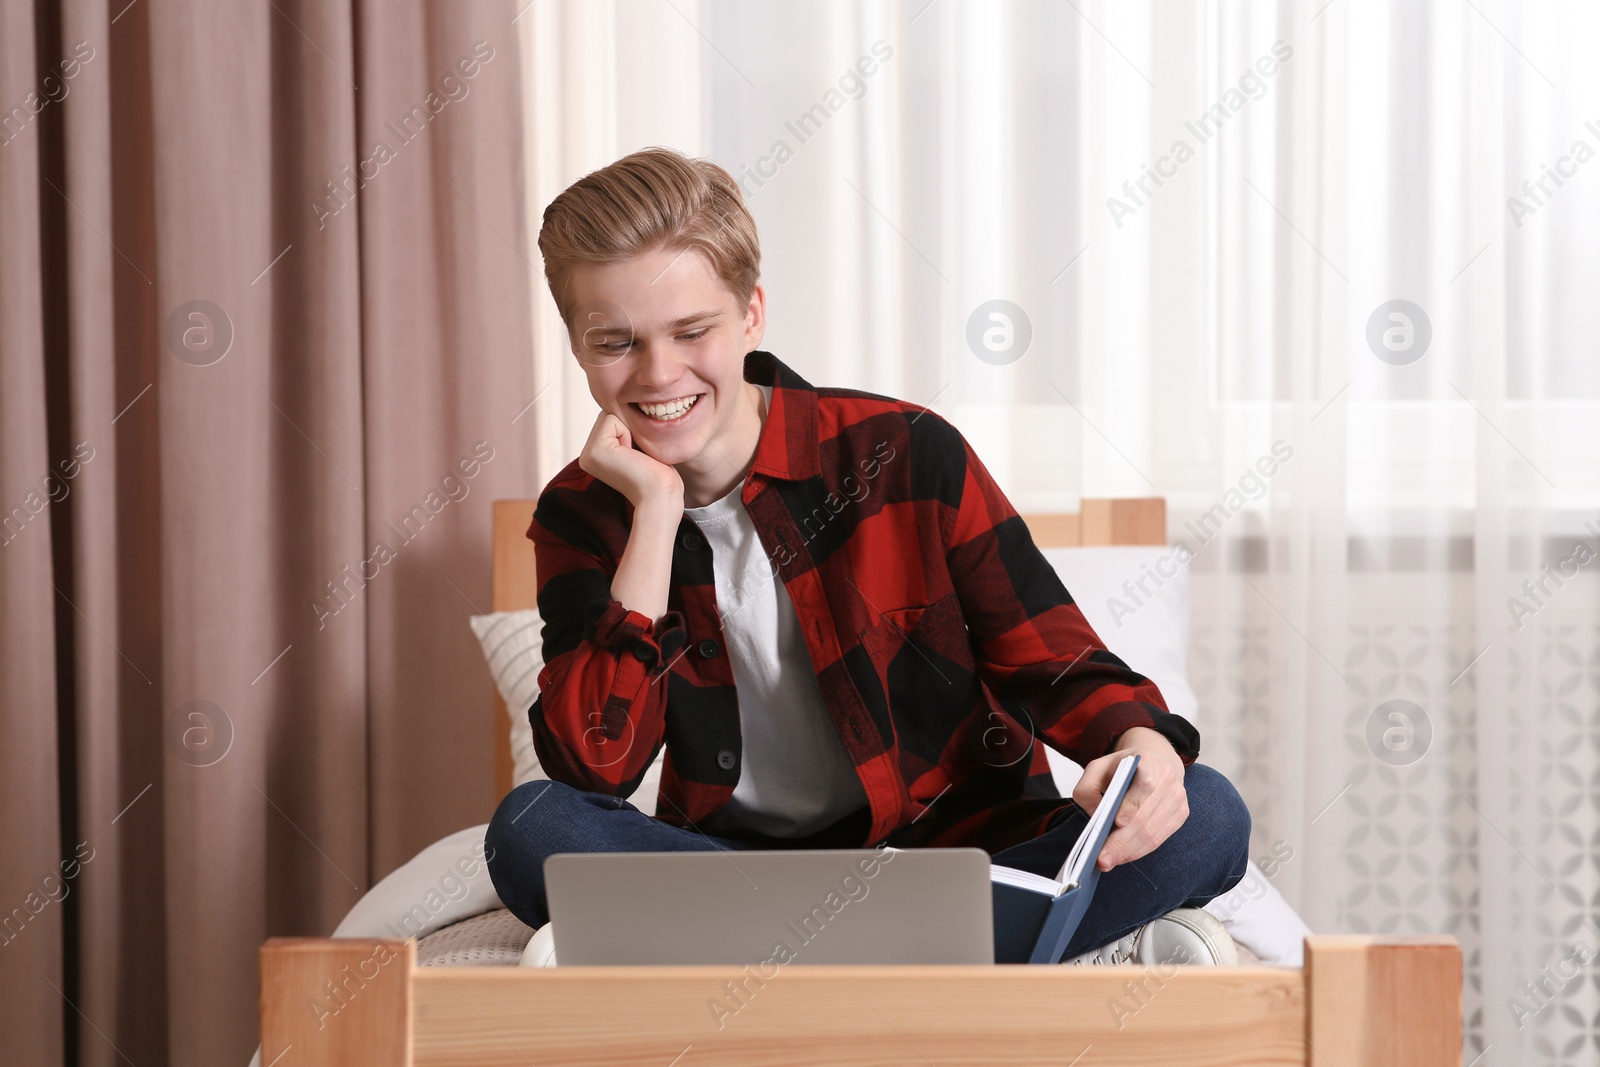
[990,753,1141,964]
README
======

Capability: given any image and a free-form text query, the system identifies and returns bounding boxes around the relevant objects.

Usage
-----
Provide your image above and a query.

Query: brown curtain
[0,1,536,1063]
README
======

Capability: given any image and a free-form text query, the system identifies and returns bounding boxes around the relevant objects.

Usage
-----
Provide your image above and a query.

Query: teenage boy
[487,147,1250,964]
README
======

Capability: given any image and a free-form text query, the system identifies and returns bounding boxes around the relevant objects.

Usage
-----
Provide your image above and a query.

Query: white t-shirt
[684,386,869,838]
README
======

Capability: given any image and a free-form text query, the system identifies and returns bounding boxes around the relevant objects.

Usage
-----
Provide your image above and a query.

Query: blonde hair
[538,146,761,324]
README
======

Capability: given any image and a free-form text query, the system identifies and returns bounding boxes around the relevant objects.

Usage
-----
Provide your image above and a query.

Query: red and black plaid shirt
[525,351,1198,854]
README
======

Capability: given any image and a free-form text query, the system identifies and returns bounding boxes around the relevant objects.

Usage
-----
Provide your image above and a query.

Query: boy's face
[565,246,766,477]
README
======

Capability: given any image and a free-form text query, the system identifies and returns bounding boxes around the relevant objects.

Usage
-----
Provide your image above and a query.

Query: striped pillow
[468,610,546,787]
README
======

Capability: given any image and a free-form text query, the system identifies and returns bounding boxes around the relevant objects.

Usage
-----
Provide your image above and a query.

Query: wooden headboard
[487,497,1166,802]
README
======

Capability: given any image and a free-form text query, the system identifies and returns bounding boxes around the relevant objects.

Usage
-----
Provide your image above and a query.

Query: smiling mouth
[632,394,702,422]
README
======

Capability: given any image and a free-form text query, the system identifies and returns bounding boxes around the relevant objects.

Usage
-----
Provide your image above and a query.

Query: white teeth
[637,395,699,420]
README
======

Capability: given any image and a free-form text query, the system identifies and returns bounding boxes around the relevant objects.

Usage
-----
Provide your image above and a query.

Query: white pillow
[468,609,666,816]
[1038,546,1197,796]
[467,610,545,786]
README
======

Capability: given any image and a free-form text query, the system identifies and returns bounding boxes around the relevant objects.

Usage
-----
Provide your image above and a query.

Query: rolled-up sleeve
[525,494,687,795]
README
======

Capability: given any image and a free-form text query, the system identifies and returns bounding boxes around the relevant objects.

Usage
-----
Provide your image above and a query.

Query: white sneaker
[519,921,558,967]
[1061,907,1237,967]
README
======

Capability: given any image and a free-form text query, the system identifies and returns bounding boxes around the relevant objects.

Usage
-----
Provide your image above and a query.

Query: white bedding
[327,823,502,940]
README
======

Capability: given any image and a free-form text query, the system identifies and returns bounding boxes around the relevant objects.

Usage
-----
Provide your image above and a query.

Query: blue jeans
[485,762,1250,961]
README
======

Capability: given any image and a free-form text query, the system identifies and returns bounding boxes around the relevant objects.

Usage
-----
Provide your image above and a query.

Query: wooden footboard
[260,934,1461,1066]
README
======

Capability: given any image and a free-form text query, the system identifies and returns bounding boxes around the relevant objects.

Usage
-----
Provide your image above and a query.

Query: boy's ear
[743,283,767,349]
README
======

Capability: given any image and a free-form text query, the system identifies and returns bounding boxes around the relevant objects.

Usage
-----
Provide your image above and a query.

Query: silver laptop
[543,848,994,965]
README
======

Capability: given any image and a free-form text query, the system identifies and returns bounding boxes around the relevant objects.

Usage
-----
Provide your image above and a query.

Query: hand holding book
[1074,725,1189,871]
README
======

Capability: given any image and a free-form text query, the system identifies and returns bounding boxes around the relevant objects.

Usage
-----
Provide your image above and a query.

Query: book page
[989,865,1063,895]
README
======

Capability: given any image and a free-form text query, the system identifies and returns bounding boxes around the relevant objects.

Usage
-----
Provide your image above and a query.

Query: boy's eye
[593,327,708,353]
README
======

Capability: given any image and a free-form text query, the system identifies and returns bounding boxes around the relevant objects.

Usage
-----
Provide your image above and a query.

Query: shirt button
[698,639,720,659]
[716,749,736,770]
[681,530,703,551]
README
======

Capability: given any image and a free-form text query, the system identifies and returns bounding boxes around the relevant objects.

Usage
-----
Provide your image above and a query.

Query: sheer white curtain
[522,2,1600,1061]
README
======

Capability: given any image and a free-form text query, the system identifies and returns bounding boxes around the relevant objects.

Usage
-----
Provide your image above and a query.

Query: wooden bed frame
[261,497,1464,1066]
